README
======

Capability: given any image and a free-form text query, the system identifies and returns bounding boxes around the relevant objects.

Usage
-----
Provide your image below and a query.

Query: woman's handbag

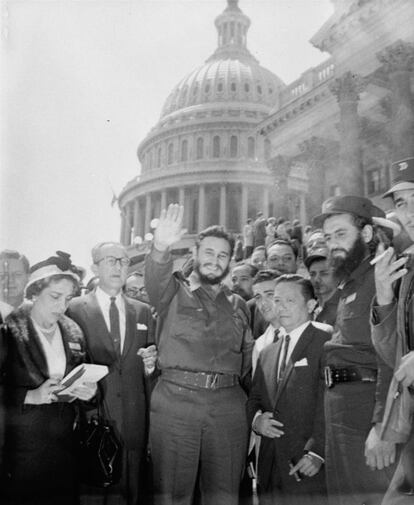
[77,394,122,488]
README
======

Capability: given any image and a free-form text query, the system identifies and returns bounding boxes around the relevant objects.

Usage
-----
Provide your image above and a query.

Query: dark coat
[67,292,154,451]
[3,303,86,406]
[247,323,330,498]
[2,303,87,503]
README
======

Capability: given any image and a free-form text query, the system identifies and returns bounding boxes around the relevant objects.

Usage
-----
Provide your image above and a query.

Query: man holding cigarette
[314,196,396,504]
[371,157,414,502]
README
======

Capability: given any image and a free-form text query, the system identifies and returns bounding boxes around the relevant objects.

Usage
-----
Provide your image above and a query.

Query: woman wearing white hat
[1,251,96,505]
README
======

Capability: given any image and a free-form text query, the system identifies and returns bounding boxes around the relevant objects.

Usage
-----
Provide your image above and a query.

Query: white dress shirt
[32,319,66,380]
[253,324,279,374]
[277,321,311,375]
[95,287,126,352]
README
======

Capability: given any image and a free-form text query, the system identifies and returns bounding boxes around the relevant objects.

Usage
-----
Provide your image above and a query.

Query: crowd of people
[1,157,414,505]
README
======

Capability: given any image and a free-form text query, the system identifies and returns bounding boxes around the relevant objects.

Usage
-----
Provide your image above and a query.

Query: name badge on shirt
[345,293,356,304]
[137,323,148,330]
[69,342,81,350]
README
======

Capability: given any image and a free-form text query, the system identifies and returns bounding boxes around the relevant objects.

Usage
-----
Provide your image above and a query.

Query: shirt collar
[188,271,230,296]
[96,286,123,305]
[279,320,310,342]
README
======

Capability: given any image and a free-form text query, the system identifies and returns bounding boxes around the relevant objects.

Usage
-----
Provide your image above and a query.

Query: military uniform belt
[324,365,377,388]
[162,368,239,389]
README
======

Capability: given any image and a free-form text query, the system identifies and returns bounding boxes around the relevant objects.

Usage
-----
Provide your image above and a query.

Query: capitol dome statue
[118,0,285,249]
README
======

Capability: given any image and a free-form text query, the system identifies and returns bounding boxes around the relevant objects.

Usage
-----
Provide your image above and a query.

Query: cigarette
[370,249,390,266]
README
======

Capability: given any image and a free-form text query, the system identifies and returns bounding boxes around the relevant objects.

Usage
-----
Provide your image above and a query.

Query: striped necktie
[278,334,291,381]
[109,296,121,355]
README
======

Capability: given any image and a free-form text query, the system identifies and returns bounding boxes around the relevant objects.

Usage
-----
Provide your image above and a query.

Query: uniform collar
[188,271,230,296]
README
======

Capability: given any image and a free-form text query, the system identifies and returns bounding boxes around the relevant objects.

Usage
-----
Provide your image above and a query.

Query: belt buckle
[206,373,219,389]
[324,366,334,388]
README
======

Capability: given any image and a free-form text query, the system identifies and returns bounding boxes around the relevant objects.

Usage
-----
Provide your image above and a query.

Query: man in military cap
[371,157,414,502]
[314,195,396,505]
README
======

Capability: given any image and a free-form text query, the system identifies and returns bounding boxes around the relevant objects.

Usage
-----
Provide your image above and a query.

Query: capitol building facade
[118,0,414,254]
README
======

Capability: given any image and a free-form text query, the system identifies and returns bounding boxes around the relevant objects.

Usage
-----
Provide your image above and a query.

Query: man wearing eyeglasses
[67,241,156,505]
[124,272,150,304]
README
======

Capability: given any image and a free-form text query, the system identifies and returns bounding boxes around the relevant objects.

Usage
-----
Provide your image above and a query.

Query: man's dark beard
[231,286,252,301]
[329,233,367,278]
[194,261,230,285]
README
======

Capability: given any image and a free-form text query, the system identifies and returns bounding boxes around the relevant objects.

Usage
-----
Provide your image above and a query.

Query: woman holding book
[1,251,96,505]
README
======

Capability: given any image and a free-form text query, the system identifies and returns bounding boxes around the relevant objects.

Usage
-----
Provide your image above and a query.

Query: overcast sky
[1,0,333,277]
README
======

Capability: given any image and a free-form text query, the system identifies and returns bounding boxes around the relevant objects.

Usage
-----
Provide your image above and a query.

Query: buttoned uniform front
[67,290,155,505]
[145,247,254,505]
[324,257,396,505]
[371,250,414,504]
[247,322,330,505]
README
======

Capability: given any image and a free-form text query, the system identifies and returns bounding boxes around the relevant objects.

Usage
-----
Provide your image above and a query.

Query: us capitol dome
[118,0,285,250]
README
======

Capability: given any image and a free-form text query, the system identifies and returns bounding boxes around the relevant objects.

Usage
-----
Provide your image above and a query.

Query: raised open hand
[153,204,187,251]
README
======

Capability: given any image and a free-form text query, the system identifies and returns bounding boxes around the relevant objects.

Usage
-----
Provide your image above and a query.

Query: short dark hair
[196,226,235,258]
[266,239,298,258]
[252,269,281,285]
[252,245,266,257]
[232,262,258,278]
[25,274,79,300]
[274,274,315,302]
[0,250,30,273]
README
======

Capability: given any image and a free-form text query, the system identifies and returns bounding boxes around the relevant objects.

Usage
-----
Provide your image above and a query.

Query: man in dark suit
[68,241,156,505]
[247,274,330,505]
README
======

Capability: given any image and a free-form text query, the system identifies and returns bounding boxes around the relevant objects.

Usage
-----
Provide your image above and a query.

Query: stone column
[144,193,151,233]
[267,155,290,218]
[330,71,365,195]
[133,198,140,238]
[377,40,414,160]
[160,190,167,211]
[125,203,133,246]
[219,184,227,228]
[198,185,206,231]
[299,193,306,225]
[241,184,248,229]
[120,212,127,245]
[263,186,269,218]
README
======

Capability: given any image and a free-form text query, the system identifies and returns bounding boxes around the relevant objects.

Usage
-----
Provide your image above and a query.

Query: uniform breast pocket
[175,305,207,335]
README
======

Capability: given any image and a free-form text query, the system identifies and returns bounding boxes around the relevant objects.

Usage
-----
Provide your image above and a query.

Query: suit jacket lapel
[263,341,282,411]
[122,297,136,360]
[26,316,49,379]
[274,324,314,409]
[87,293,116,356]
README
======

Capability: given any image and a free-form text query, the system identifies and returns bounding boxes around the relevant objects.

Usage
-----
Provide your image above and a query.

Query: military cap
[383,158,414,198]
[313,195,384,228]
[304,245,329,269]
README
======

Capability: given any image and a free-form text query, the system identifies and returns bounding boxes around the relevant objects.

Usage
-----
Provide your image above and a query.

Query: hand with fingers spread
[289,453,323,478]
[153,204,187,251]
[365,424,396,470]
[374,245,408,306]
[253,411,284,438]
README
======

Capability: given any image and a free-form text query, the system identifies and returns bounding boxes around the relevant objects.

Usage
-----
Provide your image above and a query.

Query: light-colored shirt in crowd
[95,286,126,352]
[31,319,66,380]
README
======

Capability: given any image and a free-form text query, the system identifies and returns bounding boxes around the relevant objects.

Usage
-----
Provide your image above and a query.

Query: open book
[56,364,108,402]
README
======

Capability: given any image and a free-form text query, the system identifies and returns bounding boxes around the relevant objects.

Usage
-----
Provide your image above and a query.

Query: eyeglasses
[125,286,147,296]
[96,256,130,267]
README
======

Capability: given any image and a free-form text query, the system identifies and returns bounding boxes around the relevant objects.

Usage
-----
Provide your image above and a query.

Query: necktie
[278,334,290,381]
[109,297,121,355]
[273,328,280,343]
